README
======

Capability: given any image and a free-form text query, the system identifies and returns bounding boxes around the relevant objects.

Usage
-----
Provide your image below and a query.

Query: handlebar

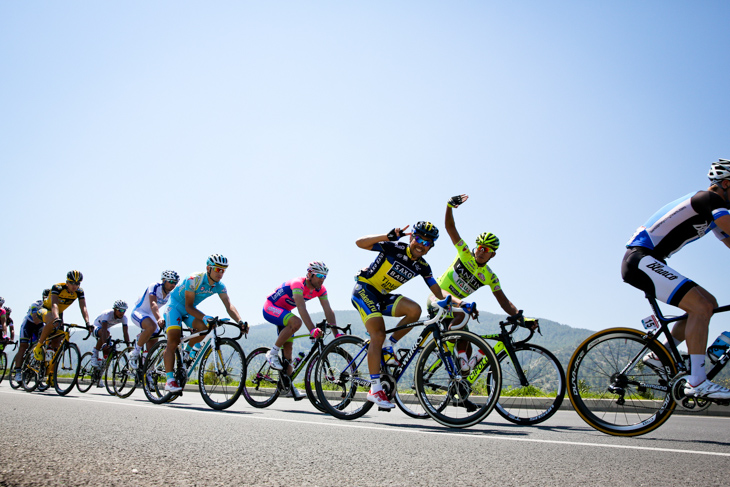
[64,323,92,340]
[315,319,352,337]
[499,311,540,342]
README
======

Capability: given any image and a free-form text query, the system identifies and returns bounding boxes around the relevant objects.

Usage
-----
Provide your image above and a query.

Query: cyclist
[1,306,13,341]
[162,254,249,393]
[128,270,179,370]
[427,194,521,371]
[12,291,50,382]
[33,271,92,361]
[263,261,338,400]
[622,159,730,400]
[352,221,448,408]
[0,297,7,339]
[90,300,130,375]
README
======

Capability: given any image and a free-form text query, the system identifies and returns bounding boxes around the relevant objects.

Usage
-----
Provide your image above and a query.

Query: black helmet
[67,270,83,284]
[413,221,439,241]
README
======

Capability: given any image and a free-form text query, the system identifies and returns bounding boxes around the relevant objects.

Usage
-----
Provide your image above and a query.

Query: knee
[405,304,422,322]
[369,329,386,345]
[289,318,302,331]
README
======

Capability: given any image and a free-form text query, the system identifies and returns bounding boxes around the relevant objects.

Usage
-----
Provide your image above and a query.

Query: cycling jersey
[626,190,730,259]
[266,277,328,311]
[165,272,227,331]
[437,239,501,299]
[356,241,437,294]
[43,282,85,313]
[25,300,47,324]
[133,281,172,316]
[93,309,128,329]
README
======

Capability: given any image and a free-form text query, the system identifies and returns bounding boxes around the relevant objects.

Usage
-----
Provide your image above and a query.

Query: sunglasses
[313,273,327,279]
[166,280,179,286]
[211,266,226,273]
[413,235,434,247]
[477,245,495,253]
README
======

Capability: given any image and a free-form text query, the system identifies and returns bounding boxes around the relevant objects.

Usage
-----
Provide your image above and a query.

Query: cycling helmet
[113,299,128,311]
[67,270,83,284]
[476,232,500,250]
[206,254,228,268]
[307,261,329,276]
[2,306,9,314]
[0,297,4,307]
[42,289,51,300]
[708,159,730,184]
[161,270,180,282]
[413,221,439,241]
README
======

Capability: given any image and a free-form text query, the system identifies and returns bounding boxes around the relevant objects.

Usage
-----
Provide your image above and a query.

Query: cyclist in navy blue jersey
[622,159,730,400]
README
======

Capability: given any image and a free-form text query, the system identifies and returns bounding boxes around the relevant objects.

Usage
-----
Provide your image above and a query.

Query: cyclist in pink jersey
[263,262,338,398]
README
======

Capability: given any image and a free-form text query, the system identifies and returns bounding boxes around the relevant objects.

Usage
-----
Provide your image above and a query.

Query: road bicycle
[0,339,16,383]
[111,330,164,398]
[77,338,128,394]
[567,295,730,436]
[243,320,351,411]
[481,312,566,425]
[142,317,247,410]
[314,296,502,428]
[22,323,89,395]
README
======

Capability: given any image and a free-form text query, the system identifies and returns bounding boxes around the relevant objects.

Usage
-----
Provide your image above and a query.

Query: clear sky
[2,2,730,343]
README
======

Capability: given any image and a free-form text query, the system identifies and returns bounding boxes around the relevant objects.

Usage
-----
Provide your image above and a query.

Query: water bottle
[45,348,53,362]
[292,352,305,369]
[707,331,730,363]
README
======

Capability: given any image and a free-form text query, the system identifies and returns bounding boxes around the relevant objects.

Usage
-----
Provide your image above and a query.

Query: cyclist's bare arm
[293,293,316,331]
[356,225,410,249]
[494,289,518,316]
[148,293,164,325]
[184,290,207,326]
[429,283,447,300]
[219,293,242,323]
[78,298,90,327]
[320,298,337,326]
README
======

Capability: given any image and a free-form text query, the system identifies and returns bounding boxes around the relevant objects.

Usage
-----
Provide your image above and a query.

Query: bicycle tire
[495,343,566,425]
[392,347,436,419]
[76,352,95,393]
[103,355,117,395]
[242,347,281,408]
[9,351,23,389]
[113,348,138,398]
[414,331,501,428]
[0,352,6,383]
[304,351,326,412]
[143,340,177,404]
[22,351,43,392]
[199,338,246,410]
[314,335,373,420]
[567,327,677,437]
[54,342,81,396]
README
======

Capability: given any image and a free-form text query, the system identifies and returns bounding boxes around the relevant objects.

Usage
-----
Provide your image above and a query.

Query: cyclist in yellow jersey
[427,195,523,371]
[352,221,448,408]
[33,270,92,361]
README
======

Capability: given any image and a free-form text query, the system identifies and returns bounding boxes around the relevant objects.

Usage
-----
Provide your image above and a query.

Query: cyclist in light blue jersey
[162,254,249,393]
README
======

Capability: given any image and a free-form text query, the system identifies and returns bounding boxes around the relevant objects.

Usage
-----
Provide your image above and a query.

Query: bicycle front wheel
[495,343,566,425]
[9,352,23,389]
[393,348,432,419]
[113,348,138,398]
[76,352,95,393]
[0,351,7,383]
[415,331,501,428]
[199,338,246,410]
[567,327,676,437]
[314,336,373,420]
[304,351,326,412]
[54,343,81,396]
[143,340,177,404]
[242,347,281,408]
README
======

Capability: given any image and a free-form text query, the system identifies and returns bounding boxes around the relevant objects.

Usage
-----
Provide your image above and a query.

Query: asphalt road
[1,383,729,487]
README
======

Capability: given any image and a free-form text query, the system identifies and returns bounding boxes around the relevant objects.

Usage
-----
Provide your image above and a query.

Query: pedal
[378,407,392,412]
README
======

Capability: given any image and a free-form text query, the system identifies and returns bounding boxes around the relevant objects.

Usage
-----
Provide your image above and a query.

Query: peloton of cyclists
[162,254,249,393]
[622,159,730,400]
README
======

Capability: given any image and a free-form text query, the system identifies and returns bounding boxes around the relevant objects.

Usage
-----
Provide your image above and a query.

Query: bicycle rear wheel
[54,343,81,396]
[243,347,280,408]
[143,340,177,404]
[199,338,246,410]
[392,348,432,419]
[304,351,326,412]
[314,336,373,420]
[415,331,501,428]
[9,352,23,389]
[495,343,566,425]
[76,352,95,393]
[567,327,677,437]
[113,348,138,398]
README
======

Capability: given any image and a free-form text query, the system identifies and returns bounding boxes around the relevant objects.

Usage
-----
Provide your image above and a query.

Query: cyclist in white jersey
[622,159,730,400]
[128,270,179,370]
[91,301,130,369]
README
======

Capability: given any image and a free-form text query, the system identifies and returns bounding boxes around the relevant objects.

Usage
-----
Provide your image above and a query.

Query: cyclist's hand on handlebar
[238,320,249,336]
[447,194,468,208]
[310,328,323,340]
[461,302,479,319]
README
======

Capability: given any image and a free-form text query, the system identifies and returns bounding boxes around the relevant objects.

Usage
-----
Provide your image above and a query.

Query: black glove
[447,195,465,208]
[387,228,401,241]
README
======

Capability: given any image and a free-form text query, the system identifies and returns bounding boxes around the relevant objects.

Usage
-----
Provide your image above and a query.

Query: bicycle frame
[480,317,539,388]
[280,322,352,383]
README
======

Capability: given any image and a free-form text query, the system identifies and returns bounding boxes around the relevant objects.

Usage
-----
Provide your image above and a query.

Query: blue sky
[2,2,730,344]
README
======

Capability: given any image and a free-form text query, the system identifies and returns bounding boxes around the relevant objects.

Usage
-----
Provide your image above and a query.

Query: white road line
[3,389,730,457]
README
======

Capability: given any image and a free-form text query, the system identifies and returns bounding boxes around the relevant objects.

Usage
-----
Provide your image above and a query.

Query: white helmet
[207,254,228,268]
[708,159,730,184]
[307,261,329,276]
[113,299,128,311]
[161,270,180,282]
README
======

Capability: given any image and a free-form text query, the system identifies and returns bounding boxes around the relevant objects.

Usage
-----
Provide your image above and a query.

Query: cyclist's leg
[33,313,57,358]
[163,307,184,376]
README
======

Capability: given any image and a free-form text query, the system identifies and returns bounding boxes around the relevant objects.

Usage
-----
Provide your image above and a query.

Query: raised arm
[445,194,468,245]
[356,225,410,250]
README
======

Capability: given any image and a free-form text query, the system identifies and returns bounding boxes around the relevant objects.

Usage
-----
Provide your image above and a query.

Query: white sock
[688,355,707,386]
